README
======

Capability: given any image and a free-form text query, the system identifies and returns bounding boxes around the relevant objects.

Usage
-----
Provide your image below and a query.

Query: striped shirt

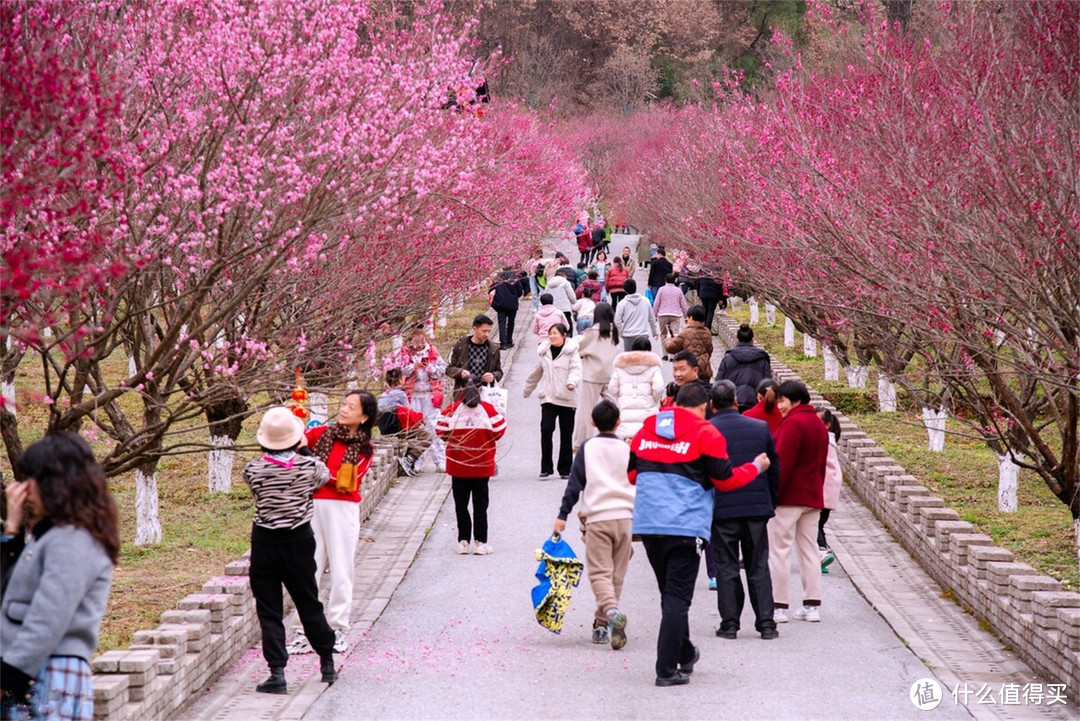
[242,454,330,530]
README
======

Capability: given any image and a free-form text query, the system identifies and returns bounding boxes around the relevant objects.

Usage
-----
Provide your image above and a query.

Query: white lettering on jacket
[638,439,691,455]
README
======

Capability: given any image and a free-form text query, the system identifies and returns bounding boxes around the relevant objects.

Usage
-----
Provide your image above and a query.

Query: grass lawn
[2,295,496,651]
[723,303,1077,591]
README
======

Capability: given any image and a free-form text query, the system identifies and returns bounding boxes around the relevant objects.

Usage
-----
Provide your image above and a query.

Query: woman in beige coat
[524,325,582,480]
[573,303,621,449]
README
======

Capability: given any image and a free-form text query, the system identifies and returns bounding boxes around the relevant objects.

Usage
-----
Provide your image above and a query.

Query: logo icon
[910,678,943,710]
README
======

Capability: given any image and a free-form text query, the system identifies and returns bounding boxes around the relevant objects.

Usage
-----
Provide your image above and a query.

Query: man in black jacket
[647,248,673,302]
[709,380,781,640]
[716,324,772,411]
[446,315,503,397]
[489,268,523,350]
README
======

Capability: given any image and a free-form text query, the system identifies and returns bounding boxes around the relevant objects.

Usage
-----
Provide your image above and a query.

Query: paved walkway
[178,282,1077,721]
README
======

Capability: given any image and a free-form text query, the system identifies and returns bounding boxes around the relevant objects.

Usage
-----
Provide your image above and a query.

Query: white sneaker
[456,540,471,555]
[286,632,313,655]
[794,605,821,622]
[474,542,494,556]
[773,609,789,624]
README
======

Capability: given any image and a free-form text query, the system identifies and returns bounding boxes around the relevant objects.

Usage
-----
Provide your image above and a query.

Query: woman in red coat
[743,379,785,435]
[436,382,507,556]
[767,380,829,624]
[605,258,631,310]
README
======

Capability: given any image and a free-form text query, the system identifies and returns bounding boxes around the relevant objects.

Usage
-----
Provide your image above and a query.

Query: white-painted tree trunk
[749,297,759,325]
[134,469,163,545]
[845,365,869,388]
[392,335,403,353]
[996,453,1021,512]
[207,435,234,493]
[877,376,897,412]
[784,318,795,347]
[803,335,817,357]
[128,355,137,377]
[922,407,947,452]
[42,326,53,338]
[824,347,840,381]
[994,330,1005,348]
[2,379,15,416]
[729,296,741,313]
[1074,519,1079,575]
[309,392,328,424]
[765,303,777,326]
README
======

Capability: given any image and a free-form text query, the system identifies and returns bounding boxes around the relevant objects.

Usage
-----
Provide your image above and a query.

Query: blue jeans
[529,276,541,309]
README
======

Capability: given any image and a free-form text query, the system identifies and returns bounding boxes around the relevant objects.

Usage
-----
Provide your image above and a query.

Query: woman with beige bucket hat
[243,407,340,694]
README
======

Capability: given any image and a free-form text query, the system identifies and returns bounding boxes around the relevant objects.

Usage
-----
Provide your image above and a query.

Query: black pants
[712,517,775,633]
[496,308,517,348]
[452,477,490,542]
[540,403,575,475]
[249,523,335,668]
[562,311,574,336]
[818,508,831,549]
[609,290,625,310]
[701,298,719,332]
[642,536,700,678]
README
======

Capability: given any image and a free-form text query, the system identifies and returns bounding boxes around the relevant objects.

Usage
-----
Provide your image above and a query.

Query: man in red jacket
[768,380,829,624]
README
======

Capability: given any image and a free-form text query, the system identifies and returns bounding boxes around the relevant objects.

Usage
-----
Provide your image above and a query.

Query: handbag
[479,384,508,416]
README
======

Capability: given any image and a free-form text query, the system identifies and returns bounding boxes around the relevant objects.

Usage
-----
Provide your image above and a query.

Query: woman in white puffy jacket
[605,336,665,441]
[524,324,583,480]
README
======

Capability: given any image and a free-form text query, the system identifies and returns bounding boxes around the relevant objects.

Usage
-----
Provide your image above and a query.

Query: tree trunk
[208,435,235,493]
[749,297,759,325]
[877,375,897,412]
[729,296,741,313]
[2,378,14,417]
[824,347,840,381]
[1,404,23,473]
[844,365,869,388]
[802,335,817,357]
[135,463,162,545]
[922,407,947,452]
[309,392,329,424]
[765,303,776,326]
[996,453,1020,513]
[784,317,795,347]
[205,393,247,493]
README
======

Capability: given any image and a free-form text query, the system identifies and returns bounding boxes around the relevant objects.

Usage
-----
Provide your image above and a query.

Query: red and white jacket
[435,400,506,478]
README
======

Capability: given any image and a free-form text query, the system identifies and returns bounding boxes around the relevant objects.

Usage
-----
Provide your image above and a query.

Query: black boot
[320,655,338,685]
[255,667,287,694]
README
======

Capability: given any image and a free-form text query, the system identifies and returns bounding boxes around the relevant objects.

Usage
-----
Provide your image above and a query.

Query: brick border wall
[91,439,405,720]
[715,316,1079,702]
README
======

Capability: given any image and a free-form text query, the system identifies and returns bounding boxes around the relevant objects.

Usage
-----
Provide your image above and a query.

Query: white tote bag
[480,384,508,417]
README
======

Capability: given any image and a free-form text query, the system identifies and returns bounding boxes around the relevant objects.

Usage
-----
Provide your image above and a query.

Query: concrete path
[178,283,1077,721]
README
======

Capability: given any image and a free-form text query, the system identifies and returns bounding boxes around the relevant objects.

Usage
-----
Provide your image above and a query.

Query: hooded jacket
[614,293,658,338]
[716,343,772,408]
[545,274,576,312]
[629,407,762,539]
[523,338,583,408]
[606,351,665,440]
[663,322,715,381]
[532,305,566,338]
[823,434,842,510]
[436,399,506,478]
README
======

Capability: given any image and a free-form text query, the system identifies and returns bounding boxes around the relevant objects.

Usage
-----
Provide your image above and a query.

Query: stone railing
[715,315,1079,703]
[91,439,406,720]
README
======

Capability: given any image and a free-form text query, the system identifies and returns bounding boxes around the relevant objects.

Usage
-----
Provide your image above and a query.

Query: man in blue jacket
[629,383,770,688]
[709,380,781,640]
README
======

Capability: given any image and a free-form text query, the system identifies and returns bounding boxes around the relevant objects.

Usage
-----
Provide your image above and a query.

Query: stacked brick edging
[92,439,405,720]
[715,315,1079,702]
